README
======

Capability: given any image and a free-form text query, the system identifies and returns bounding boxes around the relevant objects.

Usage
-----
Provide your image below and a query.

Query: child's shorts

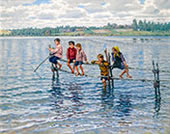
[69,59,76,63]
[101,76,108,81]
[74,61,83,66]
[112,62,125,70]
[49,56,60,64]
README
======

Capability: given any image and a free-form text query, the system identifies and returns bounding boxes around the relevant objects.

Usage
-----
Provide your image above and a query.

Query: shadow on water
[48,78,85,122]
[101,86,132,118]
[115,93,132,117]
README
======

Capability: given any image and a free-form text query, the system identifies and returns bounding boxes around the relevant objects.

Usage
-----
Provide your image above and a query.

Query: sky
[0,0,170,29]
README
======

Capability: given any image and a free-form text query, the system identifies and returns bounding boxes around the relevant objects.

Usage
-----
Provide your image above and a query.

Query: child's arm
[82,51,88,63]
[120,53,128,67]
[48,48,57,54]
[66,48,70,60]
[91,60,100,65]
[104,48,108,61]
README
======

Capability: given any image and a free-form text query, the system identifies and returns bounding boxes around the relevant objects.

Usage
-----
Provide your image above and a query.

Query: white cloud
[0,0,169,29]
[0,0,35,7]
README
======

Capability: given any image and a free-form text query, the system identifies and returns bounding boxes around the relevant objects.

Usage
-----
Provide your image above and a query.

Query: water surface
[0,36,170,134]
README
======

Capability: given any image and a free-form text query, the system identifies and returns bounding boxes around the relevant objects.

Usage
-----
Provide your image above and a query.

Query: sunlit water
[0,36,170,134]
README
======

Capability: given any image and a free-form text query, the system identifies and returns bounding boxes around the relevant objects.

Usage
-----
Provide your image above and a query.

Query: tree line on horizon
[1,19,170,36]
[132,19,170,32]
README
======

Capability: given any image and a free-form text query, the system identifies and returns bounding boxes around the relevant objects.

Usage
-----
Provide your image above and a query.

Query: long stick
[108,53,114,88]
[104,49,111,89]
[34,55,51,72]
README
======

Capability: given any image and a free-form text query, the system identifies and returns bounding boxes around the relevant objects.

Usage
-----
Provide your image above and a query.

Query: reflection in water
[154,92,161,117]
[101,88,132,118]
[49,79,64,110]
[101,88,114,111]
[115,93,132,117]
[49,79,85,121]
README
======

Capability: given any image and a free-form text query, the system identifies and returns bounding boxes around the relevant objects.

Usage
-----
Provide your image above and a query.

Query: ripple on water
[0,37,170,134]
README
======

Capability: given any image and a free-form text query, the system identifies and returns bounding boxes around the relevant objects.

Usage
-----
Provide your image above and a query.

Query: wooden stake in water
[152,60,157,96]
[156,63,160,95]
[108,53,114,88]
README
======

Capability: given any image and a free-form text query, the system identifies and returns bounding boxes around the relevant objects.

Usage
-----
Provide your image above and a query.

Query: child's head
[54,38,60,45]
[97,54,104,62]
[112,46,119,54]
[76,43,82,51]
[68,41,75,48]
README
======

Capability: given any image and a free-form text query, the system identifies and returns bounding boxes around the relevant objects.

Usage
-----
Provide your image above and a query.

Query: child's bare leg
[75,66,80,76]
[57,62,62,69]
[72,61,76,73]
[120,70,126,78]
[67,62,72,72]
[125,68,132,78]
[102,79,106,89]
[54,63,57,68]
[79,65,84,76]
[51,64,55,72]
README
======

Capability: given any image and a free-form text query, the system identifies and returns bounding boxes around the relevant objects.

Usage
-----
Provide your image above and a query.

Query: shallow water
[0,36,170,134]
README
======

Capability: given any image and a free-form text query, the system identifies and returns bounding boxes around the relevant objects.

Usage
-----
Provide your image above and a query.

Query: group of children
[48,38,88,76]
[49,38,132,87]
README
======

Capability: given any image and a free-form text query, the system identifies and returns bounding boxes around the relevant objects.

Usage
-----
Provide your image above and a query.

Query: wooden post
[51,64,55,80]
[104,49,111,89]
[108,53,114,88]
[156,63,160,96]
[56,65,59,78]
[152,60,157,96]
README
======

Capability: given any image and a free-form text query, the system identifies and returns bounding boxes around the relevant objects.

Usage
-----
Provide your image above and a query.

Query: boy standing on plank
[48,38,63,71]
[91,54,109,88]
[66,41,77,73]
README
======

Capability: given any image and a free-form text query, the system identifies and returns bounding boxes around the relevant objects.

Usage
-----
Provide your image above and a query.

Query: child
[66,41,77,73]
[48,38,63,70]
[74,43,88,76]
[111,46,132,78]
[91,54,109,88]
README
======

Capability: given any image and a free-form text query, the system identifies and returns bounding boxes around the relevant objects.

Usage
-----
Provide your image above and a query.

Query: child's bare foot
[127,75,132,78]
[75,73,80,76]
[119,75,123,79]
[80,73,84,76]
[71,70,74,74]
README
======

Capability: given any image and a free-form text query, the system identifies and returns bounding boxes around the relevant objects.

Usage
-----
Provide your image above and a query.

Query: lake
[0,36,170,134]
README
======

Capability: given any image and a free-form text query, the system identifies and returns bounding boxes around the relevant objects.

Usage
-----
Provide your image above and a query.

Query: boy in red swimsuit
[66,41,77,73]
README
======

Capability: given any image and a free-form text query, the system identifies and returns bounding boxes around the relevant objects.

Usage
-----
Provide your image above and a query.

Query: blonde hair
[112,46,120,58]
[76,43,82,49]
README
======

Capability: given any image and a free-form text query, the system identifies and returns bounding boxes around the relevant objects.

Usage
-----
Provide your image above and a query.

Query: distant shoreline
[1,31,170,37]
[1,20,170,36]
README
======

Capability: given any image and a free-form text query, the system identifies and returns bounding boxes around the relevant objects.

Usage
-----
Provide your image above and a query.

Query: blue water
[0,36,170,134]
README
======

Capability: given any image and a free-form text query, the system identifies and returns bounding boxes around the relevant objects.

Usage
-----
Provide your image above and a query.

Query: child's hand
[85,61,89,64]
[104,48,107,54]
[91,60,95,64]
[48,48,52,51]
[67,59,70,63]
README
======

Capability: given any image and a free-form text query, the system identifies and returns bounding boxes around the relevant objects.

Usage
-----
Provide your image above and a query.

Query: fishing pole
[34,55,51,72]
[34,45,52,72]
